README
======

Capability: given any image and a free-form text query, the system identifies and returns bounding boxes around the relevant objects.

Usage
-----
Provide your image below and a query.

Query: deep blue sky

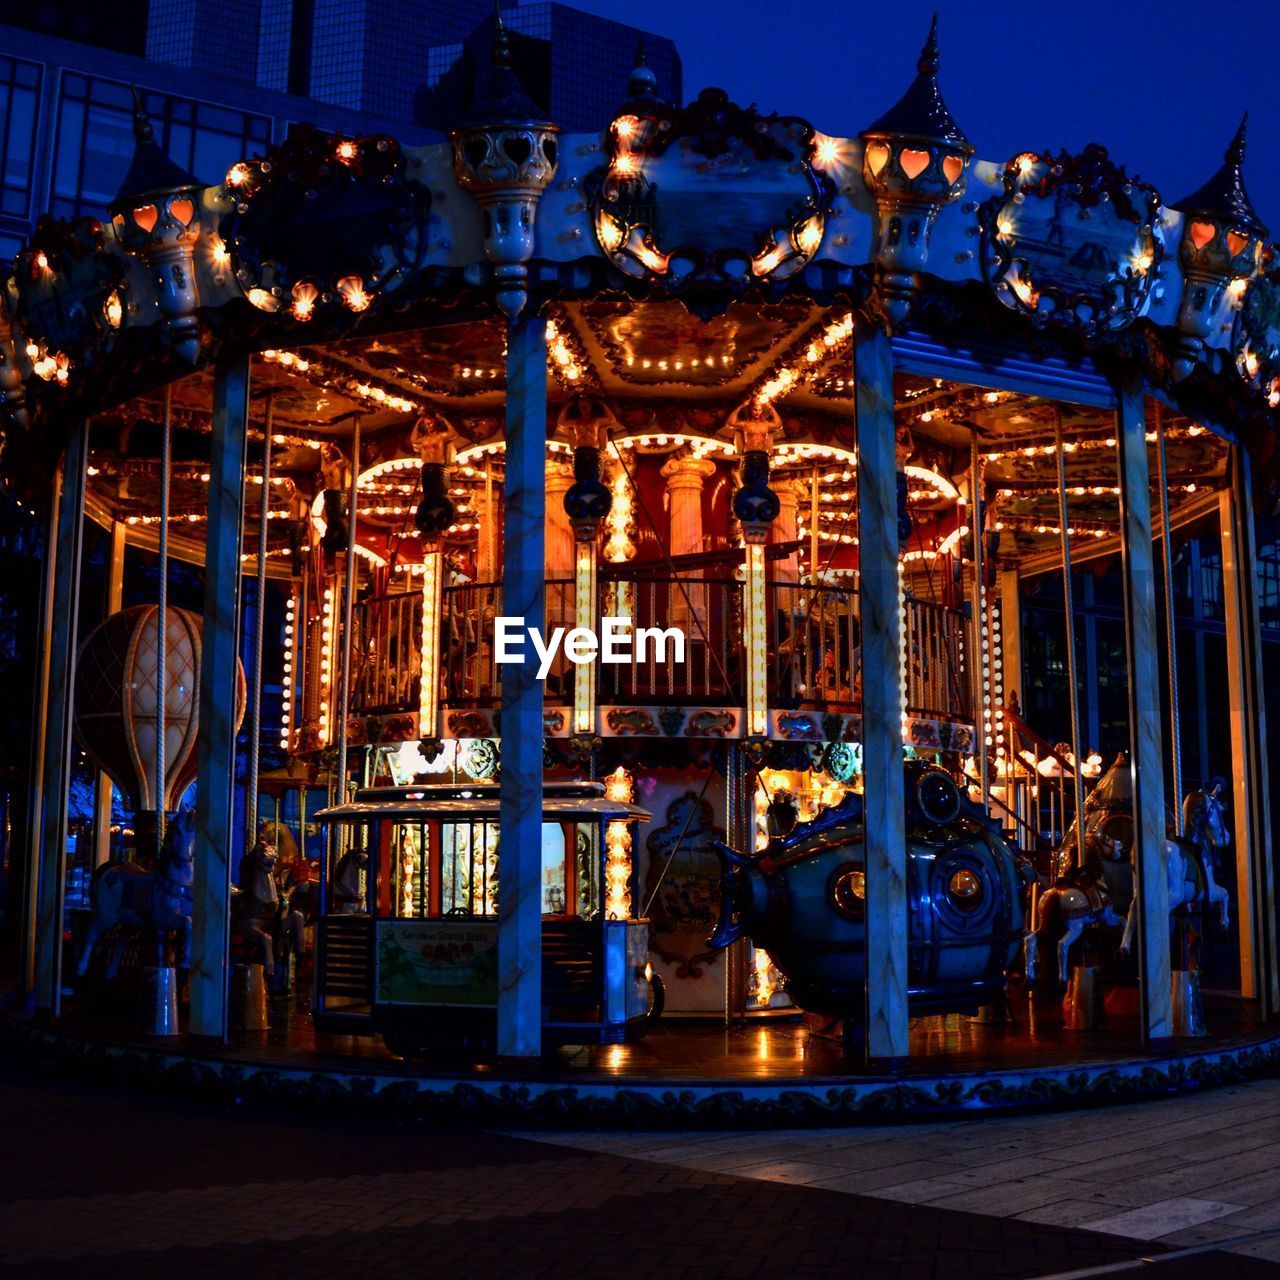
[568,0,1280,231]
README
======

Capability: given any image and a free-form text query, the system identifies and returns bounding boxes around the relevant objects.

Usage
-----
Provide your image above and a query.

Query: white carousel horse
[1118,832,1230,955]
[77,809,195,977]
[331,845,369,914]
[1183,782,1232,930]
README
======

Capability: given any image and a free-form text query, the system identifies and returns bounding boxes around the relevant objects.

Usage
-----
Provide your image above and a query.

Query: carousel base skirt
[4,992,1279,1127]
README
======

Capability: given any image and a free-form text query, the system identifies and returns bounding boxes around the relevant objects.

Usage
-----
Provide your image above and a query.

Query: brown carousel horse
[1025,831,1128,984]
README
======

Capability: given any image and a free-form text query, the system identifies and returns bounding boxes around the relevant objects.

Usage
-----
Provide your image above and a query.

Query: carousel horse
[331,845,369,914]
[77,809,195,977]
[234,838,279,967]
[1025,832,1128,984]
[1058,754,1230,953]
[1183,780,1232,931]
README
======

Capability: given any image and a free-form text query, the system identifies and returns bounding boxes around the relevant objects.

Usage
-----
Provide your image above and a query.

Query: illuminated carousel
[6,21,1280,1120]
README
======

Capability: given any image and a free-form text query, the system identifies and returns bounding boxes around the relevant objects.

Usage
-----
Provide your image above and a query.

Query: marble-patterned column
[661,451,716,632]
[853,320,908,1064]
[1219,446,1278,1015]
[190,355,250,1040]
[1114,377,1171,1046]
[544,458,575,632]
[770,477,804,584]
[997,568,1022,712]
[498,314,546,1060]
[91,520,127,866]
[34,420,89,1014]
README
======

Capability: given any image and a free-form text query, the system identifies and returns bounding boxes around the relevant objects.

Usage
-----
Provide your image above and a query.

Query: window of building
[0,57,42,220]
[51,75,271,221]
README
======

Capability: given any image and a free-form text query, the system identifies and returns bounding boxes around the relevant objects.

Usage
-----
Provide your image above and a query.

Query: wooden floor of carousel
[7,980,1280,1124]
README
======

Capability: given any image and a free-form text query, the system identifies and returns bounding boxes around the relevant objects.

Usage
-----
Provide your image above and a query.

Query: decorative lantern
[729,403,781,738]
[109,92,205,364]
[450,13,559,319]
[559,397,617,737]
[73,606,246,852]
[560,397,616,541]
[1171,116,1268,380]
[859,17,973,325]
[410,416,456,745]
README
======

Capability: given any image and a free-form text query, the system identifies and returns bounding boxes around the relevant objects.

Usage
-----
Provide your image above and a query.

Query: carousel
[6,19,1280,1119]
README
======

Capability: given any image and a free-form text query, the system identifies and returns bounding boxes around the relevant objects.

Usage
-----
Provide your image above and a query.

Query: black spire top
[626,36,659,103]
[1173,114,1268,238]
[462,3,551,126]
[113,86,199,208]
[863,15,972,152]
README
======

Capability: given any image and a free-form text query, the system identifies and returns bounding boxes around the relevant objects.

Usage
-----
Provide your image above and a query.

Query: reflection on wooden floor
[195,991,1265,1081]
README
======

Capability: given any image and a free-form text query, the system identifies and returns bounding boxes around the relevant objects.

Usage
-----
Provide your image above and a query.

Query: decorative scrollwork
[587,88,834,289]
[220,124,429,323]
[978,145,1163,335]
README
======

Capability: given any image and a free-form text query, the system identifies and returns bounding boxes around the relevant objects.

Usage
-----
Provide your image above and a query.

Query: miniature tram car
[315,781,659,1054]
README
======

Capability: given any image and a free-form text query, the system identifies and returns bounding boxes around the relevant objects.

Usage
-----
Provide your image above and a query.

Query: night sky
[573,0,1280,232]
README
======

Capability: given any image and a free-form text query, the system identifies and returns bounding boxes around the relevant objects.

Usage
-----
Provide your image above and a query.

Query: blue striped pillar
[854,320,909,1065]
[190,355,250,1040]
[498,314,547,1059]
[1115,375,1172,1047]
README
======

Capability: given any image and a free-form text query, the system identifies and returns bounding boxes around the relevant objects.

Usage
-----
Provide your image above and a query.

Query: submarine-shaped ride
[709,763,1032,1017]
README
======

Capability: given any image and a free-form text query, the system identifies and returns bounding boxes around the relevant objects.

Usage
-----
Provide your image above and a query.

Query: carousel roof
[863,16,971,151]
[1,25,1276,581]
[1173,116,1268,239]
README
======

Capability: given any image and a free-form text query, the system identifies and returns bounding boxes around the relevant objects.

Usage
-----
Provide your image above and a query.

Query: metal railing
[768,581,859,709]
[598,574,742,704]
[903,597,969,723]
[351,590,423,714]
[337,577,971,724]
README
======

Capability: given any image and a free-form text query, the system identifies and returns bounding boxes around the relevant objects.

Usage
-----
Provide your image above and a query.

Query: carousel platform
[4,990,1280,1127]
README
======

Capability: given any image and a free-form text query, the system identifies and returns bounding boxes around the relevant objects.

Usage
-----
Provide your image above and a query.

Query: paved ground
[1,1049,1279,1278]
[530,1077,1280,1269]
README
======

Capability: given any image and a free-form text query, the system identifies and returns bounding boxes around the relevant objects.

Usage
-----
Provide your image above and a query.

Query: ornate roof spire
[463,2,549,125]
[627,36,659,102]
[863,14,971,151]
[113,85,198,207]
[1173,113,1267,237]
[492,0,511,70]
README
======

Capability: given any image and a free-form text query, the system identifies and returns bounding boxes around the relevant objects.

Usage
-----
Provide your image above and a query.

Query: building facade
[0,2,680,261]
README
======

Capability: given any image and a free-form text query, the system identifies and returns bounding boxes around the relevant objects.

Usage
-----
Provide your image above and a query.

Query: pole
[854,318,908,1066]
[246,393,273,846]
[970,435,989,813]
[154,386,171,858]
[1054,407,1086,867]
[335,417,360,812]
[1154,404,1182,833]
[1115,374,1171,1047]
[497,313,547,1060]
[34,419,89,1014]
[20,467,60,994]
[191,354,250,1041]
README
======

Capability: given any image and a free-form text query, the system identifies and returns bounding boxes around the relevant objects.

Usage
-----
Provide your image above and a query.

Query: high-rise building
[0,1,681,260]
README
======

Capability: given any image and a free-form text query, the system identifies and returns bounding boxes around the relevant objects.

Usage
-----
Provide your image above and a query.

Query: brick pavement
[0,1053,1276,1279]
